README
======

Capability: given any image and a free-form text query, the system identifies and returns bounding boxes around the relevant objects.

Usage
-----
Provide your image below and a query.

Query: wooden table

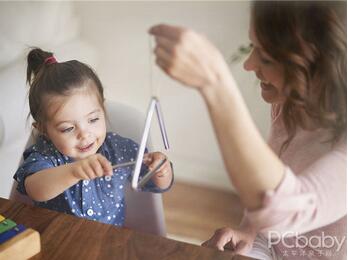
[0,198,254,260]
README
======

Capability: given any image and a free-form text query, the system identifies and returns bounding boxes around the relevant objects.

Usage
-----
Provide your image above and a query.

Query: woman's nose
[243,51,257,72]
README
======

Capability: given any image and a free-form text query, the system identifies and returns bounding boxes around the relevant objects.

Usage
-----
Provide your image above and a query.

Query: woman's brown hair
[27,48,105,131]
[252,1,346,151]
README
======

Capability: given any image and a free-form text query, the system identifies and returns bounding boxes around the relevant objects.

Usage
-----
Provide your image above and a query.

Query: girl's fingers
[83,165,95,180]
[90,159,104,177]
[154,161,171,176]
[154,168,167,178]
[76,167,90,180]
[149,155,168,172]
[142,154,153,165]
[96,154,112,175]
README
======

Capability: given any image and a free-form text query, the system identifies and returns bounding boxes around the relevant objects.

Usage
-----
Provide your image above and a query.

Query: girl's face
[44,83,106,160]
[243,22,285,104]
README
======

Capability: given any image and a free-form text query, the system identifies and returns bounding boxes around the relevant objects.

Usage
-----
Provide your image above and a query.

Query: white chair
[9,100,167,236]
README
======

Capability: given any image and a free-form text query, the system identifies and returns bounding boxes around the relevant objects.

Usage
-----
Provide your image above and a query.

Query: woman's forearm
[200,77,285,209]
[25,164,79,202]
[148,24,285,209]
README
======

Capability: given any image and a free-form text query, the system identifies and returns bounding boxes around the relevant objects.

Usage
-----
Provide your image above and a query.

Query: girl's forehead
[47,88,103,122]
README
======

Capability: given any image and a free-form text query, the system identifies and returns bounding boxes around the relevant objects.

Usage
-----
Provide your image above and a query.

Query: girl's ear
[32,122,46,136]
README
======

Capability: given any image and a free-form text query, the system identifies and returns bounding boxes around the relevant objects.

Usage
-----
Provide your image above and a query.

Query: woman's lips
[261,82,273,91]
[77,142,94,152]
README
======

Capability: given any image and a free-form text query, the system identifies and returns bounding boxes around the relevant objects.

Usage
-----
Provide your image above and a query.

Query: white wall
[0,2,97,198]
[73,1,270,191]
[0,1,270,197]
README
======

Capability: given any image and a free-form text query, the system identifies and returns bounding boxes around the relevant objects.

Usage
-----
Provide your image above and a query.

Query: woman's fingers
[149,23,230,90]
[201,228,238,252]
[154,46,174,71]
[234,240,248,254]
[154,35,177,55]
[201,239,212,248]
[216,234,233,251]
[149,24,185,40]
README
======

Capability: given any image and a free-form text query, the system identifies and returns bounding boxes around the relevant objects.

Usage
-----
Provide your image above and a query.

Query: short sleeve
[14,151,54,195]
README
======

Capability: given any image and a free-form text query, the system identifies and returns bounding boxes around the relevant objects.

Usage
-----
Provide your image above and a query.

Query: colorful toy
[0,214,40,260]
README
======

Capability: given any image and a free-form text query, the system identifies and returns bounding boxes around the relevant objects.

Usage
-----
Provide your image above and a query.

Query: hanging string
[148,36,158,98]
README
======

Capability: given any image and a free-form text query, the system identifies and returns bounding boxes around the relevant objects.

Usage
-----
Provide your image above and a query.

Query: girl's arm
[149,24,284,209]
[25,154,113,202]
[25,163,79,202]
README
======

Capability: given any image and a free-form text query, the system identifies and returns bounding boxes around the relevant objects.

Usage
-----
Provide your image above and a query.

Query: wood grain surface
[0,198,255,260]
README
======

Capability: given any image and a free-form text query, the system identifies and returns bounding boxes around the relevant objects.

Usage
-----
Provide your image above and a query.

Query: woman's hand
[143,152,173,189]
[202,227,256,255]
[71,154,113,180]
[149,24,234,92]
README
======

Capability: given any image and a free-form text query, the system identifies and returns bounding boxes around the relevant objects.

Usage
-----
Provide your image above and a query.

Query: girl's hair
[27,48,105,131]
[252,1,347,151]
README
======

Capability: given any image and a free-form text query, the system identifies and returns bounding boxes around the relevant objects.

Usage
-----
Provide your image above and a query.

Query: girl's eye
[89,117,99,123]
[61,127,74,133]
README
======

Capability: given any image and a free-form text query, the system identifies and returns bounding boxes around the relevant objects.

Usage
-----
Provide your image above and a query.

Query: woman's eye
[89,118,99,123]
[259,54,272,65]
[260,56,272,65]
[61,127,74,133]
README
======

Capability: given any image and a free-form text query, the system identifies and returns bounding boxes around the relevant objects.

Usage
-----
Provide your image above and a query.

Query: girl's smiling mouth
[77,142,94,152]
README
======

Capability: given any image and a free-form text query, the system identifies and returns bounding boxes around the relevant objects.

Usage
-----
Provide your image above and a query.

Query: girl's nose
[77,128,90,140]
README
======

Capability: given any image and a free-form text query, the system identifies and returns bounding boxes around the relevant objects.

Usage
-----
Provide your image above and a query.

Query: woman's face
[244,22,285,104]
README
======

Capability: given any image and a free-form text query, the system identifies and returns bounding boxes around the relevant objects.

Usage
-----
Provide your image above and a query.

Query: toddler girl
[14,48,173,226]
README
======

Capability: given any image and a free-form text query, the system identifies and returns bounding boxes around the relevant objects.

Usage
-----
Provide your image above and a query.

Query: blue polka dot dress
[14,132,172,226]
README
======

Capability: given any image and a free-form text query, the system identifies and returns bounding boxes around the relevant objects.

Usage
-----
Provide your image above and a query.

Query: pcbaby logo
[268,231,346,252]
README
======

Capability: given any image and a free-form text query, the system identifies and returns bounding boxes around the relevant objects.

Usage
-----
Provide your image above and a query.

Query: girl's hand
[202,227,256,255]
[71,154,113,180]
[143,152,173,189]
[149,24,235,92]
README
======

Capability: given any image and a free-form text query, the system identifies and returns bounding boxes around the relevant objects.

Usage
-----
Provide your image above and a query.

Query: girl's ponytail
[26,48,54,86]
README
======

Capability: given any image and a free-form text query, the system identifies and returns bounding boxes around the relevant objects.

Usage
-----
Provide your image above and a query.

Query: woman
[149,1,346,259]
